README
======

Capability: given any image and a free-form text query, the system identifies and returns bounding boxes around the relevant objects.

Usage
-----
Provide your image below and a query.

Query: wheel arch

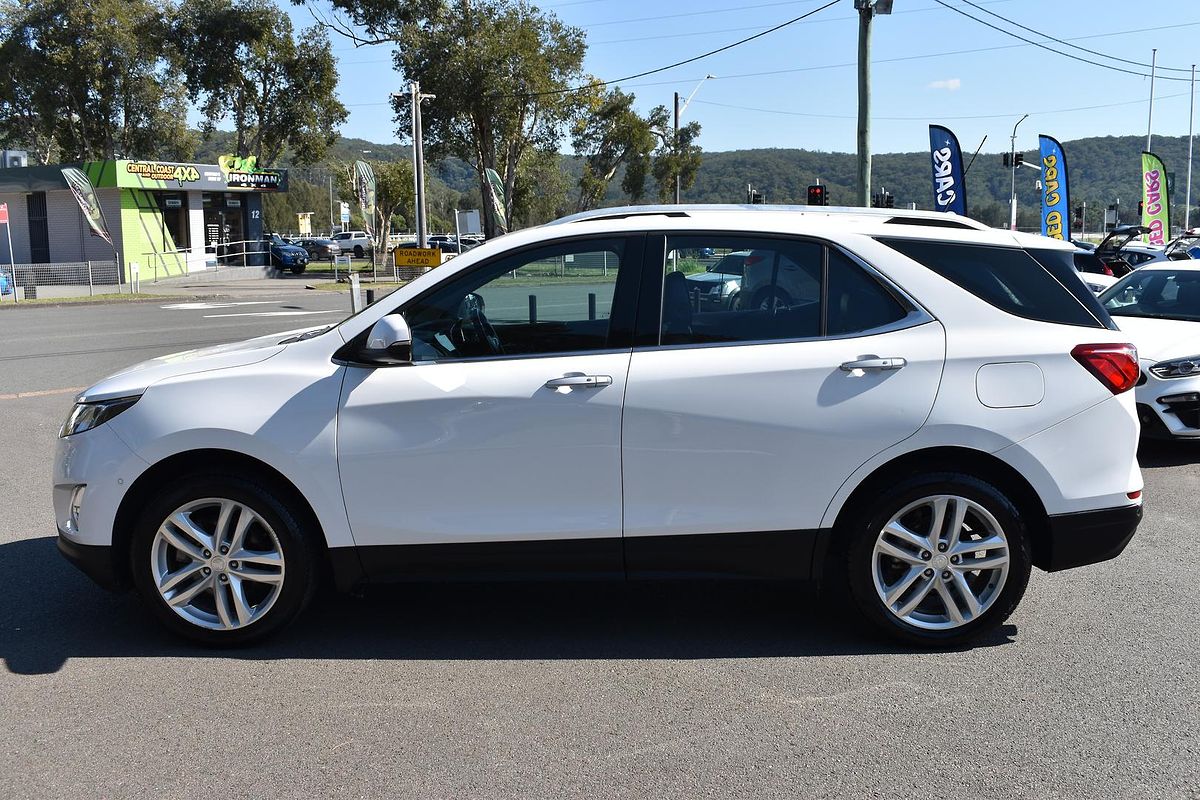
[112,448,330,587]
[825,446,1053,570]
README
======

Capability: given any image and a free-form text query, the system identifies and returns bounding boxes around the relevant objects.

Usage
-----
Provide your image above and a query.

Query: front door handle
[545,374,613,389]
[839,356,907,372]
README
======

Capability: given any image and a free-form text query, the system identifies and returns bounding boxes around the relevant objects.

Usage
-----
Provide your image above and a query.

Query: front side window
[659,236,908,346]
[400,238,626,361]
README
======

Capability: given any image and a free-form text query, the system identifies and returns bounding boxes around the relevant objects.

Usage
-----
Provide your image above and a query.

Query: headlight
[723,279,739,296]
[1150,356,1200,379]
[59,396,140,438]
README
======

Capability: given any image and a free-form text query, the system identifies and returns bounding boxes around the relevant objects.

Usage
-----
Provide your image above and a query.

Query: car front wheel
[130,473,319,646]
[846,473,1032,647]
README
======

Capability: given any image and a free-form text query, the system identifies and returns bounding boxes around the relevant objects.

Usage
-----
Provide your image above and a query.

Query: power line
[932,0,1191,82]
[692,90,1191,122]
[504,0,841,99]
[957,0,1192,74]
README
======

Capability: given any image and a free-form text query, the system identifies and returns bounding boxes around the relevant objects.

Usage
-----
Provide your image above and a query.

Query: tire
[752,286,791,311]
[290,264,306,275]
[129,472,321,646]
[844,473,1032,648]
[353,245,364,259]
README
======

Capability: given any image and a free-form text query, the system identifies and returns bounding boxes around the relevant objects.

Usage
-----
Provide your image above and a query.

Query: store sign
[110,158,287,192]
[226,198,242,207]
[164,197,183,208]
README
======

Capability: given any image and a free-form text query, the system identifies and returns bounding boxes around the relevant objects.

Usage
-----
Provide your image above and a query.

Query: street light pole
[673,75,714,204]
[406,82,435,248]
[1009,113,1029,231]
[1187,64,1196,230]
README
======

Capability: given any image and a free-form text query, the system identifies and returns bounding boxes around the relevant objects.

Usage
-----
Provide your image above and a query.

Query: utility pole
[1009,113,1028,231]
[854,0,892,208]
[406,82,435,248]
[1187,64,1196,230]
[673,91,681,204]
[328,176,334,236]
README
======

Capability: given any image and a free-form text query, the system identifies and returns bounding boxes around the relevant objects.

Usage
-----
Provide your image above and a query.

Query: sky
[288,0,1200,156]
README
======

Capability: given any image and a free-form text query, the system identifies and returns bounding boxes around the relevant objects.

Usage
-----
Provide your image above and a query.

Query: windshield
[1102,269,1200,322]
[270,234,284,245]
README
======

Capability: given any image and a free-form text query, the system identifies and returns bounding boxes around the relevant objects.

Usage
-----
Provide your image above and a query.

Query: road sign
[0,202,8,224]
[340,201,350,223]
[393,247,441,268]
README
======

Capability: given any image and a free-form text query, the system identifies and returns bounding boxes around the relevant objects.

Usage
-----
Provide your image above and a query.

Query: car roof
[1123,261,1200,273]
[541,204,1071,251]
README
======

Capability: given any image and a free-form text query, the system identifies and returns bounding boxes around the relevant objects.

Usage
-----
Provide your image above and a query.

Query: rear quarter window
[879,238,1109,329]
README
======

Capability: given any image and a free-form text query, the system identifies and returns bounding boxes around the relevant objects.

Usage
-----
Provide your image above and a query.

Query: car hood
[1112,315,1200,362]
[77,325,328,402]
[685,272,740,284]
[275,245,307,256]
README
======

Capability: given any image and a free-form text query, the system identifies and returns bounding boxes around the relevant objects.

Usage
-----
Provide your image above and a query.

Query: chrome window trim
[634,315,937,354]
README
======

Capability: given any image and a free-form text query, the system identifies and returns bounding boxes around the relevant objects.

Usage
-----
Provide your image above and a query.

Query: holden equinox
[54,206,1144,647]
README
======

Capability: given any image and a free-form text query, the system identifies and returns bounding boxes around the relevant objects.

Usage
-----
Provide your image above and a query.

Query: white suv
[331,230,373,258]
[53,206,1143,647]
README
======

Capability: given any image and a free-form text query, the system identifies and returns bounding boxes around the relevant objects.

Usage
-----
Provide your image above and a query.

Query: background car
[683,249,746,311]
[332,230,374,258]
[1100,263,1200,439]
[295,238,341,260]
[268,233,310,275]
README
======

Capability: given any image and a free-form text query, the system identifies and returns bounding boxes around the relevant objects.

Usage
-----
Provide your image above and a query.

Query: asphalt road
[1,296,1198,799]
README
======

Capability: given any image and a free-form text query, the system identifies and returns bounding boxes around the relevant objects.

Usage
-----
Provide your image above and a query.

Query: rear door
[620,233,946,578]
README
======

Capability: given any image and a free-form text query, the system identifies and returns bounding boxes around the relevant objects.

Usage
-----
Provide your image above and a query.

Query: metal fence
[0,260,123,302]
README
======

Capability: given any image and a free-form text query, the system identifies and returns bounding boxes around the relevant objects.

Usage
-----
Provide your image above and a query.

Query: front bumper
[57,529,123,590]
[1134,366,1200,438]
[1038,504,1142,572]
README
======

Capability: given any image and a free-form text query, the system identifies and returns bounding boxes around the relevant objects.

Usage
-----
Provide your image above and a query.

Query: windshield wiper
[279,325,335,344]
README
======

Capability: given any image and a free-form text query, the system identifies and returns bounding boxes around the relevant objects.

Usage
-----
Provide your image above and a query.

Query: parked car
[1100,263,1200,438]
[54,205,1142,647]
[1094,225,1151,277]
[396,240,466,255]
[0,270,10,295]
[268,233,309,275]
[332,230,374,258]
[295,238,341,260]
[1072,248,1120,295]
[684,249,747,311]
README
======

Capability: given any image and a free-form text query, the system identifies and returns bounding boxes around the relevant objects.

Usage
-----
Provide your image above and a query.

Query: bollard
[349,273,362,313]
[87,260,94,296]
[366,289,375,305]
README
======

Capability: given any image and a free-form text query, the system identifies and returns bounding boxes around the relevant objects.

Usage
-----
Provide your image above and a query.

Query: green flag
[1141,151,1170,245]
[485,168,508,235]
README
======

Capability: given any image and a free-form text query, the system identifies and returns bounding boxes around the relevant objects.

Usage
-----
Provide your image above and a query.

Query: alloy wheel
[150,498,286,631]
[870,494,1011,630]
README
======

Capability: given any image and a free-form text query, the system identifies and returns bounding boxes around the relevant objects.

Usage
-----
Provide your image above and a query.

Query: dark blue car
[269,234,310,275]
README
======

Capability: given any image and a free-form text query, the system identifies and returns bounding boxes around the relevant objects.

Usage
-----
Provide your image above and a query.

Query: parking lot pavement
[1,303,1198,799]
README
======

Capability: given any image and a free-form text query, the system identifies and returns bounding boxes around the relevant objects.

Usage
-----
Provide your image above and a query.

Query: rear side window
[1028,249,1118,331]
[880,239,1105,329]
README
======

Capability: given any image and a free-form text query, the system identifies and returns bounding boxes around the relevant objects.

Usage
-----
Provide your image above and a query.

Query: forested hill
[674,135,1196,227]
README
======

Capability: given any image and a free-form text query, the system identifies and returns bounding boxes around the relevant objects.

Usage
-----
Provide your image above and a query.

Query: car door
[337,235,641,579]
[621,233,946,578]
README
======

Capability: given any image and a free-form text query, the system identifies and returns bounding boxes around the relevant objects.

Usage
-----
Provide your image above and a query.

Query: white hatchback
[54,206,1144,647]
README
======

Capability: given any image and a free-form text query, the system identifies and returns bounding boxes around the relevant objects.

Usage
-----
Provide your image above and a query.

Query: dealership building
[0,154,288,281]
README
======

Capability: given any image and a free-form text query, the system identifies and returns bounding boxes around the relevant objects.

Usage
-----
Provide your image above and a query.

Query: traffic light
[807,184,827,206]
[1003,153,1010,168]
[1073,206,1083,227]
[750,190,764,204]
[1014,152,1025,167]
[1137,200,1144,216]
[885,192,895,209]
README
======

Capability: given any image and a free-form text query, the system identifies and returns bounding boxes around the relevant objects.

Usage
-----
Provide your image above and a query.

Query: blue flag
[928,124,967,215]
[1039,135,1070,240]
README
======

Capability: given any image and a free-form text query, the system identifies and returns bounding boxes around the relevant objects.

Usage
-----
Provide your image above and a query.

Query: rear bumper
[57,529,124,591]
[1038,504,1142,572]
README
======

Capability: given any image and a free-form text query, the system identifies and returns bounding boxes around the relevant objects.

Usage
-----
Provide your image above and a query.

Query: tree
[306,0,588,235]
[649,108,703,204]
[0,0,195,163]
[369,159,414,245]
[173,0,347,166]
[570,88,657,211]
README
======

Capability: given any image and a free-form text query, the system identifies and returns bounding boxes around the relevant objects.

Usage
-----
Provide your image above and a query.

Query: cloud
[927,78,962,91]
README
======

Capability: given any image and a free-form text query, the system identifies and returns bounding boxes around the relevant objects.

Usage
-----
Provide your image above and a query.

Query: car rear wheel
[290,265,306,275]
[353,245,364,258]
[130,473,319,646]
[752,287,791,311]
[845,473,1032,647]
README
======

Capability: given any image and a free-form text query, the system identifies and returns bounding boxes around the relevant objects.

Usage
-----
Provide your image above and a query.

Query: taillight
[1071,343,1139,394]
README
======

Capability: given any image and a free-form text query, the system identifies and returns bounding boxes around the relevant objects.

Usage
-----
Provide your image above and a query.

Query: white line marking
[0,386,85,401]
[202,310,342,319]
[161,301,279,310]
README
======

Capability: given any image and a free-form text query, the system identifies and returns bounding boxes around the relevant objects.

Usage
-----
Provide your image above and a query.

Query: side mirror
[362,314,413,365]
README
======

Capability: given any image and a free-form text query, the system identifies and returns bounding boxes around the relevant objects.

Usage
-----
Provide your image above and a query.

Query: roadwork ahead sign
[393,247,441,268]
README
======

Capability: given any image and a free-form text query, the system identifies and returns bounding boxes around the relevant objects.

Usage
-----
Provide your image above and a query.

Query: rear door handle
[545,375,613,388]
[839,356,907,372]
